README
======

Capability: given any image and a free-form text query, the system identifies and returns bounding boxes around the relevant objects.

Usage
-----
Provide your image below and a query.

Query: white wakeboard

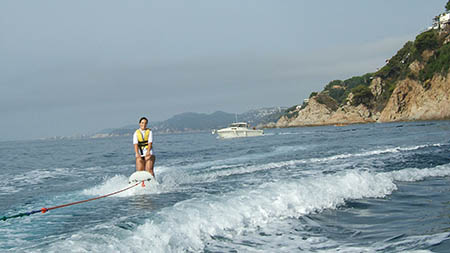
[129,171,154,184]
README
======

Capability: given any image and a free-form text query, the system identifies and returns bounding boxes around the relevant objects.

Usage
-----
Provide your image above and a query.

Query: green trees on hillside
[415,30,439,53]
[446,0,450,12]
[322,73,373,105]
[315,93,339,111]
[351,85,373,106]
[327,87,345,104]
[309,92,318,98]
[375,28,445,86]
[376,41,416,80]
[317,26,445,110]
[420,43,450,81]
[324,80,344,90]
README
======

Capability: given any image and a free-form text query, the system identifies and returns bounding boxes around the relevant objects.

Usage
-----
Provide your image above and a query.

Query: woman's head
[139,117,148,124]
[139,117,148,129]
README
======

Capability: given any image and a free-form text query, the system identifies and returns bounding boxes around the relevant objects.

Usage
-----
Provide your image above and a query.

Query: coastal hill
[275,3,450,128]
[152,107,285,133]
[92,107,285,138]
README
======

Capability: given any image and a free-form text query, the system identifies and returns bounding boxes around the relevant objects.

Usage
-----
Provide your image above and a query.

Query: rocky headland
[274,17,450,128]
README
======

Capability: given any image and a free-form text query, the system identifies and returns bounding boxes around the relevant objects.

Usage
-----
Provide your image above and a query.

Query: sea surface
[1,121,450,252]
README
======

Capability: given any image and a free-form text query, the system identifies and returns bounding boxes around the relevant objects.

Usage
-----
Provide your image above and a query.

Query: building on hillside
[296,99,310,110]
[428,12,450,30]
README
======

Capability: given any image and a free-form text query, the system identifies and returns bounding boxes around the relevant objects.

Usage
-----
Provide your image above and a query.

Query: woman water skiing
[133,117,156,178]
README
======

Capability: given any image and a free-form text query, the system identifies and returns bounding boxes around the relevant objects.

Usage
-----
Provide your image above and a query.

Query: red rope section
[2,181,144,221]
[41,182,141,213]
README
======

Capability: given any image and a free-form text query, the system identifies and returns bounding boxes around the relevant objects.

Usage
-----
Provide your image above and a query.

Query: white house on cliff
[428,12,450,30]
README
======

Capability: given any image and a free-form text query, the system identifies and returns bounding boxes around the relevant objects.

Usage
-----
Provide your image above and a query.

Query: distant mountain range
[92,107,286,137]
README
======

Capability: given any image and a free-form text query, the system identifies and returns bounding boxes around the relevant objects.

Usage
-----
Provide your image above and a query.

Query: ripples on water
[0,121,449,252]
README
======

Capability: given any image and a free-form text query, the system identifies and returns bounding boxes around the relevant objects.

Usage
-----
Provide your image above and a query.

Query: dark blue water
[1,121,449,252]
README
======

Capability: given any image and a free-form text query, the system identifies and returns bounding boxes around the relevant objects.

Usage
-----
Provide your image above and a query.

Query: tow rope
[1,181,143,221]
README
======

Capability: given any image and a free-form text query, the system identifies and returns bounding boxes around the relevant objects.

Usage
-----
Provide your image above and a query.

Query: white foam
[164,143,308,174]
[386,164,450,182]
[277,132,303,135]
[273,145,307,153]
[172,143,444,185]
[0,185,20,195]
[45,163,450,252]
[309,144,439,163]
[0,167,72,194]
[82,174,160,197]
[0,166,106,195]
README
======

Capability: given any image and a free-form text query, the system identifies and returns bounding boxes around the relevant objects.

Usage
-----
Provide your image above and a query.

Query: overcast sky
[0,0,447,140]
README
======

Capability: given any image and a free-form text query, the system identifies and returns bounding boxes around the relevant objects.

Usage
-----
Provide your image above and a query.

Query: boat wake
[158,143,446,187]
[44,162,450,252]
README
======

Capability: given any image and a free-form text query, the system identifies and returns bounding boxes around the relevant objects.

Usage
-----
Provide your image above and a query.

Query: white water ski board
[129,171,154,184]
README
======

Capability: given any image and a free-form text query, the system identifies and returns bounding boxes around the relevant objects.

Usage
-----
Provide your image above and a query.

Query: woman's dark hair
[139,117,148,123]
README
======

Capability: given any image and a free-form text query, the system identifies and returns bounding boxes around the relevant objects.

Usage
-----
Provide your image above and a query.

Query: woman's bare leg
[136,157,145,171]
[145,155,156,177]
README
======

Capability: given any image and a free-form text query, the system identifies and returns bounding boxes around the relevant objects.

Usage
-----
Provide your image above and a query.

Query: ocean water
[1,121,450,252]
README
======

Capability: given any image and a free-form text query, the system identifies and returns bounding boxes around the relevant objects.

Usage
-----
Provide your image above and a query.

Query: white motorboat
[214,122,263,139]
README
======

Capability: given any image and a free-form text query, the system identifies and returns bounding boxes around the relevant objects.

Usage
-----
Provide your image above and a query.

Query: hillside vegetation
[285,24,450,117]
[278,1,450,126]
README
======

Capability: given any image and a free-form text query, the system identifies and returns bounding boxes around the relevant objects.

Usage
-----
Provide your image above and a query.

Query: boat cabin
[229,122,248,128]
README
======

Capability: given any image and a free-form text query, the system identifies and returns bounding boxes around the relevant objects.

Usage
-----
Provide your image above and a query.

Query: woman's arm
[134,144,141,157]
[146,143,153,156]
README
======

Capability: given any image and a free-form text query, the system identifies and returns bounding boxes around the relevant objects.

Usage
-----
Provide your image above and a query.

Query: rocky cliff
[276,72,449,127]
[379,73,450,122]
[276,20,450,127]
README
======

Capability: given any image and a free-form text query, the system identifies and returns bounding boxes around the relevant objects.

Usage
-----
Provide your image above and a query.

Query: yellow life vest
[136,129,151,155]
